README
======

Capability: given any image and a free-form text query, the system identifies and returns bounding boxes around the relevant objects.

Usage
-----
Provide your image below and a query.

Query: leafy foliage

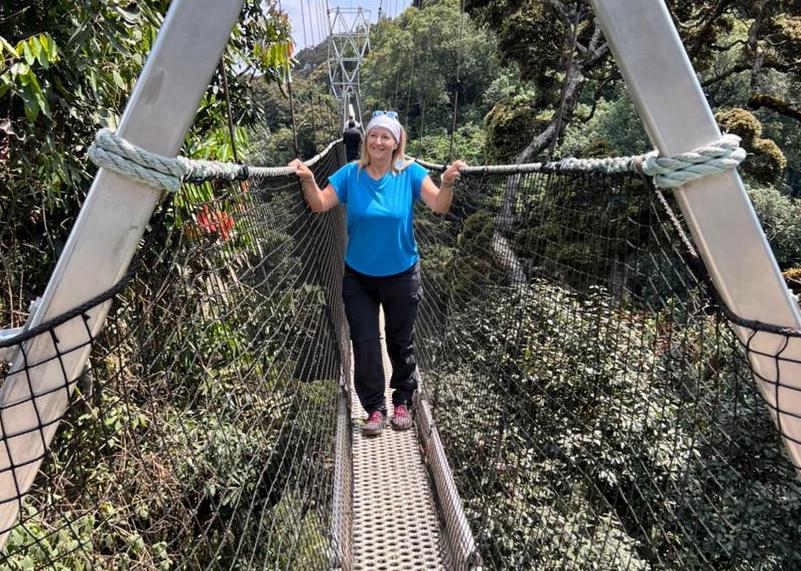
[362,0,500,137]
[430,281,801,570]
[747,184,801,269]
[3,0,801,568]
[0,0,292,323]
[0,2,339,566]
[716,108,787,183]
[247,73,341,165]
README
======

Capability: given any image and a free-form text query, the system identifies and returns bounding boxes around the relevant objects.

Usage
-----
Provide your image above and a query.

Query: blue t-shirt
[328,161,429,276]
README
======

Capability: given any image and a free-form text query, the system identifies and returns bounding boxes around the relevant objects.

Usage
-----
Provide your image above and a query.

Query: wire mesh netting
[3,145,801,570]
[413,168,801,570]
[0,143,350,569]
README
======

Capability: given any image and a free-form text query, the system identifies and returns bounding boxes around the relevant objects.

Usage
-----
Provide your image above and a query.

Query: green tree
[247,70,341,165]
[464,0,801,169]
[464,0,612,162]
[361,0,501,144]
[0,1,292,323]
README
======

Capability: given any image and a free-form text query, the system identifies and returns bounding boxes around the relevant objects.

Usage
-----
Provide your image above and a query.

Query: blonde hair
[358,126,411,174]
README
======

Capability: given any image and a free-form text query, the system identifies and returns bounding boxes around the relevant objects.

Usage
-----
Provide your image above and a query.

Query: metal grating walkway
[349,310,447,570]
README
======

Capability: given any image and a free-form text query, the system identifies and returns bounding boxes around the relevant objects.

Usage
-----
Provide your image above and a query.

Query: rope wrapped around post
[639,134,746,188]
[89,129,249,192]
[415,134,746,188]
[88,129,339,193]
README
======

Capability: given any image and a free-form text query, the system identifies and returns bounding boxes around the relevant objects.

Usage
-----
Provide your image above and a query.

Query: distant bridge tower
[327,6,371,129]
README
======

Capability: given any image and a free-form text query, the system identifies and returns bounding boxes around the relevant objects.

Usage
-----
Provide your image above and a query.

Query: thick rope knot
[640,134,746,188]
[89,128,185,192]
[89,129,250,192]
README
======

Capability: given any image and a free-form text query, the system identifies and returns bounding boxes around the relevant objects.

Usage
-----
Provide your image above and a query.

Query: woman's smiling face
[366,127,396,162]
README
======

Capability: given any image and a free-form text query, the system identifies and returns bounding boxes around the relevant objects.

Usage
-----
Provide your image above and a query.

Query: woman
[289,111,465,436]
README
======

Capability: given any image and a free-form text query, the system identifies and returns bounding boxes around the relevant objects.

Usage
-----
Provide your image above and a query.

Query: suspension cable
[416,32,434,157]
[273,0,301,159]
[299,0,309,49]
[404,47,415,131]
[286,70,301,158]
[447,0,467,163]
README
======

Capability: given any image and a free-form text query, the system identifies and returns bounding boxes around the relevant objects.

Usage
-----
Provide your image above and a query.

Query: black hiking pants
[342,262,421,416]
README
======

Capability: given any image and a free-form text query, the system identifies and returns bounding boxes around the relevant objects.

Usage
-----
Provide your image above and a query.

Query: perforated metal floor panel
[350,311,447,570]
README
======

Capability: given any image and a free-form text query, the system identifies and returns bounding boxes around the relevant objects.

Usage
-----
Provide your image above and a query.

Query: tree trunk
[514,67,586,165]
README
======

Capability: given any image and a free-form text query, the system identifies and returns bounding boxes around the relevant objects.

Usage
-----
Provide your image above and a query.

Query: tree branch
[748,93,801,123]
[688,0,736,58]
[515,67,585,163]
[747,3,770,95]
[588,19,603,54]
[709,39,747,51]
[576,73,616,122]
[0,7,29,25]
[543,0,571,28]
[701,58,792,88]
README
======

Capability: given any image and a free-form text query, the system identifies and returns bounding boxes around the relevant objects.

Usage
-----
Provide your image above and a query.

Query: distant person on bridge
[343,116,362,162]
[289,110,465,436]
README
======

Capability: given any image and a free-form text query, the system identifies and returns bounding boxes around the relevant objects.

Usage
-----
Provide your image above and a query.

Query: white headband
[365,115,402,144]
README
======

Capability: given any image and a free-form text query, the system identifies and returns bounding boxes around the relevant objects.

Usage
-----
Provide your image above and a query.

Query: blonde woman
[289,111,465,436]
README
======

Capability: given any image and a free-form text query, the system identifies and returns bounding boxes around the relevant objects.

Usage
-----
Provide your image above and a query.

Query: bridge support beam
[590,0,801,470]
[0,0,244,542]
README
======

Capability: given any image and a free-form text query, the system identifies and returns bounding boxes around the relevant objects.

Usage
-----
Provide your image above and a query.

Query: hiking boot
[391,404,413,430]
[362,410,386,436]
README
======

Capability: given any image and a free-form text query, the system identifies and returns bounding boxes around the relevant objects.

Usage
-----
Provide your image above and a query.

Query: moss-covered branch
[748,93,801,123]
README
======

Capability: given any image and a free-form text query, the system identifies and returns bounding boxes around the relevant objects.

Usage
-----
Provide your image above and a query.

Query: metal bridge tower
[326,6,371,128]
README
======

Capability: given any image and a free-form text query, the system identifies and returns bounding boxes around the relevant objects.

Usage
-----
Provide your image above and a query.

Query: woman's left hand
[442,160,466,186]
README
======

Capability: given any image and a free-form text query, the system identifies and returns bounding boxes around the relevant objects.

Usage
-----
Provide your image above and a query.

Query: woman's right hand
[442,160,466,186]
[288,158,314,183]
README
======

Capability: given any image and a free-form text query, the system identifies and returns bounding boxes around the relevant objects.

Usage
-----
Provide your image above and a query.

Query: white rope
[88,129,339,193]
[90,127,745,192]
[640,134,746,188]
[89,129,187,192]
[415,134,746,188]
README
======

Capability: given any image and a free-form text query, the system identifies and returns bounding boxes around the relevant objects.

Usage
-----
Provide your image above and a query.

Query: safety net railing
[0,142,351,569]
[3,138,801,570]
[411,162,801,570]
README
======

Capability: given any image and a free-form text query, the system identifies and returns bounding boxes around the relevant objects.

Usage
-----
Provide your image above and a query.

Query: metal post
[590,0,801,469]
[0,0,245,539]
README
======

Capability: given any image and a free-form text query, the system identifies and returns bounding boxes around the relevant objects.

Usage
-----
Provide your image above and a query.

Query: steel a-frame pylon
[326,5,371,129]
[591,0,801,473]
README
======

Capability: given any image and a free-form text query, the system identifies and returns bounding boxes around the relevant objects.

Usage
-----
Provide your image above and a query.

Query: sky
[277,0,413,50]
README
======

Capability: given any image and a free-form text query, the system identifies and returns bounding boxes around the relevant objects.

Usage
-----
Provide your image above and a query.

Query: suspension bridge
[1,0,801,569]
